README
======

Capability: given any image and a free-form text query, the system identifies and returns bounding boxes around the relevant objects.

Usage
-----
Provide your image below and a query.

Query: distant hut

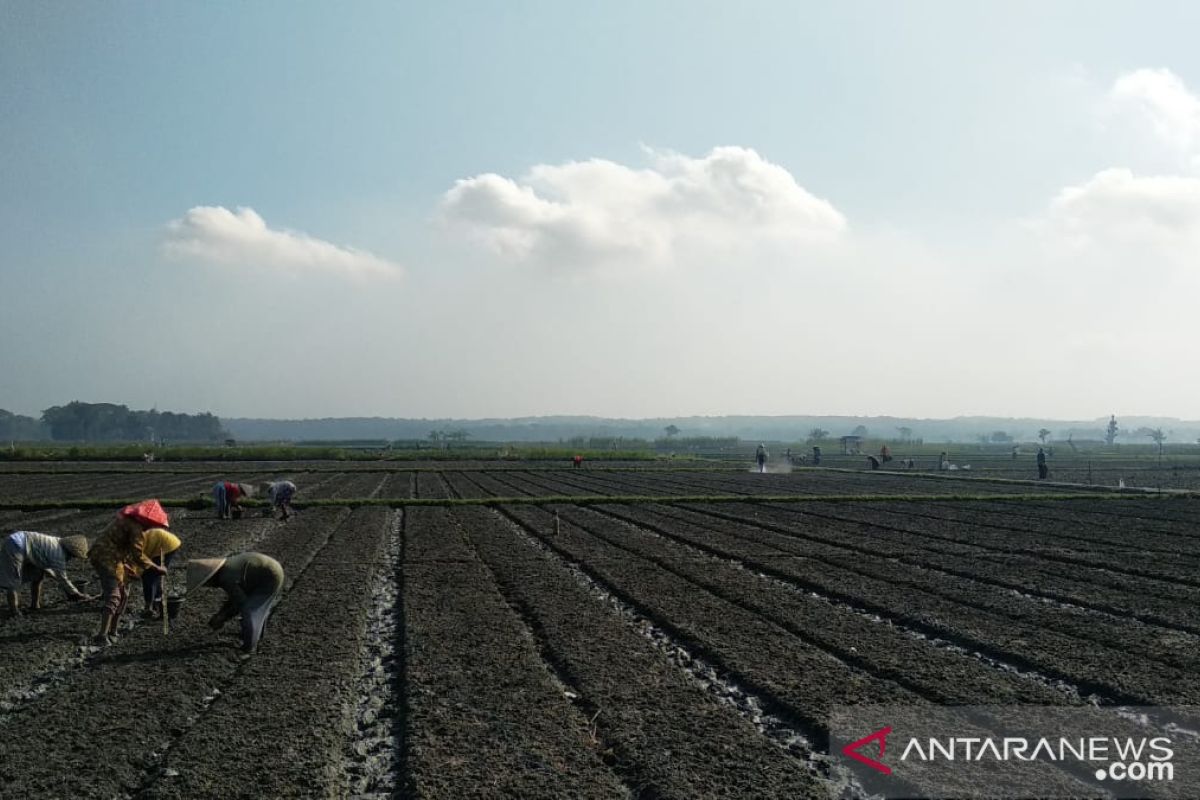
[840,435,863,455]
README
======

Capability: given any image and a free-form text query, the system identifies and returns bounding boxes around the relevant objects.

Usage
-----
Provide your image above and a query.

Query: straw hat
[120,499,170,529]
[59,535,89,560]
[186,558,227,593]
[238,483,255,499]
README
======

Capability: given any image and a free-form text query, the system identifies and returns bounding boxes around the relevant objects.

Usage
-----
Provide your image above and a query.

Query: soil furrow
[457,505,843,800]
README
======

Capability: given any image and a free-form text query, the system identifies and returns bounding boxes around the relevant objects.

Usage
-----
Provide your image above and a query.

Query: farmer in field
[213,481,253,519]
[572,454,583,469]
[136,527,182,619]
[187,552,285,655]
[938,452,950,471]
[1,531,92,617]
[867,454,881,470]
[880,444,892,464]
[755,443,768,473]
[87,500,169,645]
[261,479,297,520]
[1036,447,1048,480]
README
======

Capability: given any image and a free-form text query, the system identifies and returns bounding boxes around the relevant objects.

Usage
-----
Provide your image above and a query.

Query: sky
[2,1,1199,421]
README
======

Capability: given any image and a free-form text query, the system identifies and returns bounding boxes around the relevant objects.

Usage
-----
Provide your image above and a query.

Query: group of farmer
[755,444,1051,479]
[1,479,299,655]
[213,479,297,520]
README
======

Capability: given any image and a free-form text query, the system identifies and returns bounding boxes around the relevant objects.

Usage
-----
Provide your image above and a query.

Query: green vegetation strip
[0,464,738,476]
[2,491,1193,512]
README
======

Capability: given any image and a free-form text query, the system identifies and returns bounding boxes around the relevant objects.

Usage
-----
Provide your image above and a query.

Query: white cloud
[438,146,846,268]
[1046,168,1200,254]
[164,206,401,280]
[1109,68,1200,168]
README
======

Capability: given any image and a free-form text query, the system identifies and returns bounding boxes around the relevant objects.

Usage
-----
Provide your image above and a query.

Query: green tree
[1105,415,1119,446]
[1137,426,1166,456]
[1038,428,1051,444]
[807,428,829,441]
[0,409,45,440]
[664,424,680,438]
[896,426,913,443]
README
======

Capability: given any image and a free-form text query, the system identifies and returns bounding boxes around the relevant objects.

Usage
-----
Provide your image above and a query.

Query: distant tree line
[654,435,739,452]
[38,402,226,442]
[0,409,44,441]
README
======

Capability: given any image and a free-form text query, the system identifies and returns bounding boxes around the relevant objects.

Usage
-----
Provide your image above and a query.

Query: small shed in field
[839,435,863,454]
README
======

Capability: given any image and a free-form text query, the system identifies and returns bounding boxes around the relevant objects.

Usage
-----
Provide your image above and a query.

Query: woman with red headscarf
[87,500,169,645]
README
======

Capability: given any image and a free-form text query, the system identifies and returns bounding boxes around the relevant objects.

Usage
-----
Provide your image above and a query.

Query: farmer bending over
[1,531,92,617]
[261,480,297,520]
[187,552,285,655]
[213,481,253,519]
[137,527,182,619]
[88,500,169,645]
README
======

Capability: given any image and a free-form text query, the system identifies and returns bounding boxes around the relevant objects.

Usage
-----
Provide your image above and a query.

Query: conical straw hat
[59,535,89,560]
[186,558,227,594]
[120,499,170,529]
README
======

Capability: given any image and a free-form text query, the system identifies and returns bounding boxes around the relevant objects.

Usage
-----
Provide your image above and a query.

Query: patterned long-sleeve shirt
[266,481,296,508]
[21,531,85,596]
[88,518,158,582]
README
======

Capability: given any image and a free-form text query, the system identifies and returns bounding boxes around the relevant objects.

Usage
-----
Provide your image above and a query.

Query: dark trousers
[143,549,178,607]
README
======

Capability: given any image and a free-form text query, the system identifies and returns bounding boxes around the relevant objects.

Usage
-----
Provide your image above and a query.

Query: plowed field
[1,461,1197,798]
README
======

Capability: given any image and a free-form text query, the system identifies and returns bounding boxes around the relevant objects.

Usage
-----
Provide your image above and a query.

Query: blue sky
[3,2,1199,420]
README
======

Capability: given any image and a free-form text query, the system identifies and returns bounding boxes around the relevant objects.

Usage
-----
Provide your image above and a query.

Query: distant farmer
[261,480,297,520]
[938,452,950,471]
[867,455,881,470]
[213,481,253,519]
[755,443,768,473]
[187,552,285,655]
[1036,447,1048,480]
[2,531,92,617]
[880,445,892,464]
[812,446,821,465]
[88,500,169,644]
[137,527,182,619]
[785,447,792,464]
[572,454,583,469]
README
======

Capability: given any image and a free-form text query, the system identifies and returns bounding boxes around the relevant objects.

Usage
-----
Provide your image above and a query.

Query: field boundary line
[5,490,1185,512]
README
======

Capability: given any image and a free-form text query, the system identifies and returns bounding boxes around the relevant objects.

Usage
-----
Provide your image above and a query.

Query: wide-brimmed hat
[59,535,89,560]
[186,557,227,593]
[238,484,255,499]
[120,499,170,529]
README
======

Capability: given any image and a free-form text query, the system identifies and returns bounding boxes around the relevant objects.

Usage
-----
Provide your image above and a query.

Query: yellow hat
[185,558,227,594]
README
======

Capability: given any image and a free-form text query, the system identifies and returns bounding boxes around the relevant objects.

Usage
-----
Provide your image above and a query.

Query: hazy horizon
[3,3,1198,421]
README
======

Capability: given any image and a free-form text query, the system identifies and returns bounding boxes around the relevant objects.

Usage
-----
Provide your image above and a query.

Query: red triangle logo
[842,726,893,775]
